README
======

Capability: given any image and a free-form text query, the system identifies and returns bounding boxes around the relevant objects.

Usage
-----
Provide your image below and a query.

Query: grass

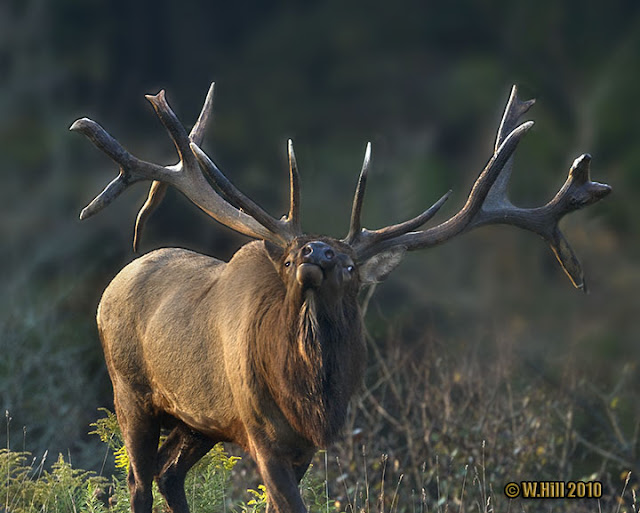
[2,409,251,513]
[2,336,639,512]
[1,409,343,513]
[1,411,639,512]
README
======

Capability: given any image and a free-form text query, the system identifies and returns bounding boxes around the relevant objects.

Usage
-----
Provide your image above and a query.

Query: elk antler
[344,142,452,248]
[72,83,301,249]
[346,86,611,291]
[189,138,302,241]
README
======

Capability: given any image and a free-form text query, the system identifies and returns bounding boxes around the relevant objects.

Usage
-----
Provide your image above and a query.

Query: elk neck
[254,272,366,448]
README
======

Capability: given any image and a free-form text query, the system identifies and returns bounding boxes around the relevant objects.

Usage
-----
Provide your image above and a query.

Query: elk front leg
[254,448,314,513]
[155,423,216,513]
[114,397,161,513]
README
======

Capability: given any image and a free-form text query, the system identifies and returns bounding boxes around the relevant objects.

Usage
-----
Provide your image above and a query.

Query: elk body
[73,84,610,513]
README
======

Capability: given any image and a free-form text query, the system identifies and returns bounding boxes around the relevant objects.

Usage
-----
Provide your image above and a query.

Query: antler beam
[72,83,300,249]
[347,86,611,291]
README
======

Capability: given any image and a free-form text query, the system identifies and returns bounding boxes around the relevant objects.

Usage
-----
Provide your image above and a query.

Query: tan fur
[98,239,366,513]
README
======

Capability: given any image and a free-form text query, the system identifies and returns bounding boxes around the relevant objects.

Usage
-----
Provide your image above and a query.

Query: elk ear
[264,240,285,267]
[359,247,407,285]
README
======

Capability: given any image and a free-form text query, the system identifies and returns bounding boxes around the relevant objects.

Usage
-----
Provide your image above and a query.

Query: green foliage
[90,409,245,511]
[241,485,268,513]
[1,410,247,512]
[299,464,342,513]
[183,441,242,511]
[0,409,345,512]
[0,449,108,513]
[89,408,128,471]
[3,388,640,513]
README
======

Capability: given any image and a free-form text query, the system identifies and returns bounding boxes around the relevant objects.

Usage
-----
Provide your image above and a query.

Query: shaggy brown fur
[98,237,374,513]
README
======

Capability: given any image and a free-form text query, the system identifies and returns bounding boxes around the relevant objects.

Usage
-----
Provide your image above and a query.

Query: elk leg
[155,424,215,513]
[115,399,161,513]
[255,450,314,513]
[293,453,313,483]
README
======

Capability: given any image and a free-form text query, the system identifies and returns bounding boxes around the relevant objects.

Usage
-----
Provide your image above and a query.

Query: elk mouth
[296,263,324,288]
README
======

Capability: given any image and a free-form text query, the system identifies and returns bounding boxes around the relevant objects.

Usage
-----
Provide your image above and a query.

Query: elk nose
[300,241,336,269]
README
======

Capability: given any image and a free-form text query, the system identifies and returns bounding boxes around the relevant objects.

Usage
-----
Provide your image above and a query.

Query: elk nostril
[325,249,335,260]
[302,245,312,256]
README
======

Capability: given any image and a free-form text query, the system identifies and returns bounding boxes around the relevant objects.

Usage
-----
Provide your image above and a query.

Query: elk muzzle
[296,241,336,288]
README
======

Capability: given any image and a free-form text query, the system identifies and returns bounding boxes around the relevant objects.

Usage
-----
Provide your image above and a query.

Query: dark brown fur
[98,238,368,513]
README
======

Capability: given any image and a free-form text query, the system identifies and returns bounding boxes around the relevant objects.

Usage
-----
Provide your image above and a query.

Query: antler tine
[190,142,292,242]
[71,118,167,220]
[132,82,216,251]
[286,139,302,235]
[496,86,536,151]
[345,142,372,245]
[352,119,533,262]
[468,153,611,291]
[190,82,216,146]
[344,142,451,252]
[485,85,536,207]
[73,85,284,245]
[353,190,452,251]
[133,181,167,252]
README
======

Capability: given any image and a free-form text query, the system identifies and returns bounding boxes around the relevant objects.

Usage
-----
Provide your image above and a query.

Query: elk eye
[347,265,354,273]
[284,261,291,268]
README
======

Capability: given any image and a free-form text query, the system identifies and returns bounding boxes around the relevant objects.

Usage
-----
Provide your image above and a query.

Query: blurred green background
[0,0,637,477]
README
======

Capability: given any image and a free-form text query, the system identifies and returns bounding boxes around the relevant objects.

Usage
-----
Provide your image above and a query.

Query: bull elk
[72,83,610,513]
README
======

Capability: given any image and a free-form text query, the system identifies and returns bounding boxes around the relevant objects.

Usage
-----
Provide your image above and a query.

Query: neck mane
[257,287,365,448]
